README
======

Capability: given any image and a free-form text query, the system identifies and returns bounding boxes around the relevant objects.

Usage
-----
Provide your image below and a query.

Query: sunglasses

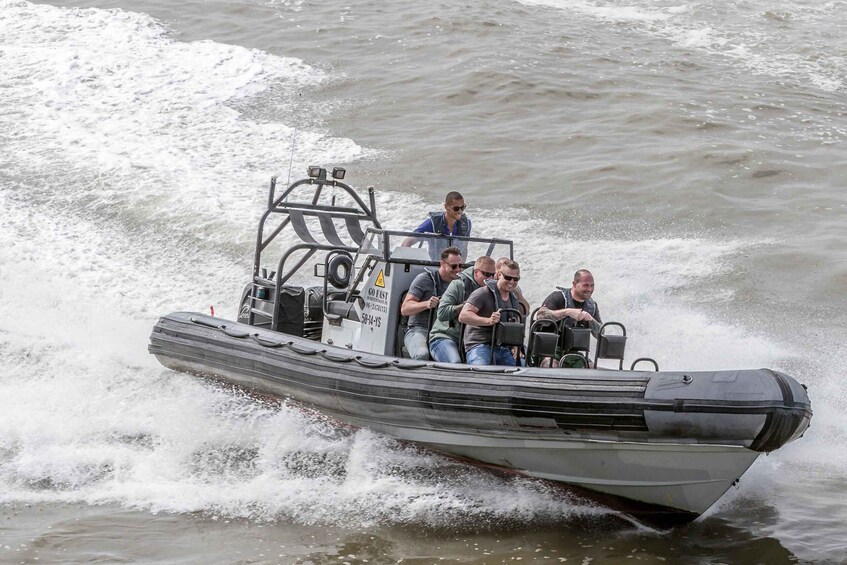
[502,274,521,282]
[450,204,467,212]
[445,262,463,270]
[477,269,495,278]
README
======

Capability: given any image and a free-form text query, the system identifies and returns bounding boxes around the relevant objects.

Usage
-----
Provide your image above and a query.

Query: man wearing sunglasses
[428,255,496,363]
[414,191,471,238]
[401,192,471,259]
[400,246,464,360]
[458,259,523,366]
[495,256,531,316]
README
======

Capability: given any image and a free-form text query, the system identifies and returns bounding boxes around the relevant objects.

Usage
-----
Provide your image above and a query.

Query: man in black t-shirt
[535,269,602,367]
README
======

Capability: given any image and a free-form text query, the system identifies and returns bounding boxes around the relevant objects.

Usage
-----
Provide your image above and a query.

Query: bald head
[571,269,595,302]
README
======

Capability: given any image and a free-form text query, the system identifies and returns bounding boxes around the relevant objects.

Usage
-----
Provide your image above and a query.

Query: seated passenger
[400,246,463,360]
[495,256,530,315]
[428,255,496,363]
[458,259,523,366]
[535,268,602,367]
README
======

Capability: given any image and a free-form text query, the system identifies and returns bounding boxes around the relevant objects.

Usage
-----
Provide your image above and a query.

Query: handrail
[248,170,382,331]
[246,168,517,338]
[355,227,514,276]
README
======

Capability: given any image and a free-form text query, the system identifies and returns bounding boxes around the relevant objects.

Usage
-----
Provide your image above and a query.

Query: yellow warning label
[374,270,385,288]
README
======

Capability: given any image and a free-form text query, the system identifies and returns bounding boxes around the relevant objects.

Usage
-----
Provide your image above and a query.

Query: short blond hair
[500,259,519,272]
[475,256,495,270]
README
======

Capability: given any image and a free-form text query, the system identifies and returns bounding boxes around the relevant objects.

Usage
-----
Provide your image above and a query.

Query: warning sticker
[374,270,385,288]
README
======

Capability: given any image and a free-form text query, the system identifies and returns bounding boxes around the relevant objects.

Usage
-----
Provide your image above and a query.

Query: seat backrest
[561,325,591,353]
[526,318,559,363]
[326,299,359,321]
[489,307,525,366]
[494,322,525,347]
[593,321,627,370]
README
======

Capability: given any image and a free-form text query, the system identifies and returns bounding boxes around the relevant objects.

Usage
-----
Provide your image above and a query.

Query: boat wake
[0,348,618,531]
[0,0,837,539]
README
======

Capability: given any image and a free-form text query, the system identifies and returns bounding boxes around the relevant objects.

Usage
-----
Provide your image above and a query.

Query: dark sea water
[1,0,846,562]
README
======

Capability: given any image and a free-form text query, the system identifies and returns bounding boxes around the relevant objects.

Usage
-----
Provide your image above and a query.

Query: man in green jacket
[428,255,496,363]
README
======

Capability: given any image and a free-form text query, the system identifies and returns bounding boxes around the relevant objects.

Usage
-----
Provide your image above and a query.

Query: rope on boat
[432,362,474,371]
[190,316,222,329]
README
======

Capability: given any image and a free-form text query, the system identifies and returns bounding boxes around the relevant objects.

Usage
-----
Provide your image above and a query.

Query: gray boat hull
[149,311,811,523]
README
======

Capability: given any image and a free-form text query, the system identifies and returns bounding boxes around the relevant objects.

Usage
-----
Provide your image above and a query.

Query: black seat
[490,307,525,366]
[525,307,591,368]
[326,299,359,321]
[593,322,627,369]
[561,324,591,354]
[526,308,558,366]
[527,321,559,366]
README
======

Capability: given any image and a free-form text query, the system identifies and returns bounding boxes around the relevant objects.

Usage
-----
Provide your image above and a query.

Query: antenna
[285,93,302,188]
[285,127,297,188]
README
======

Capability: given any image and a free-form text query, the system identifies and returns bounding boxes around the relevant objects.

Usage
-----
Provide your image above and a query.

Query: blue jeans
[404,326,431,360]
[429,338,462,364]
[465,344,516,366]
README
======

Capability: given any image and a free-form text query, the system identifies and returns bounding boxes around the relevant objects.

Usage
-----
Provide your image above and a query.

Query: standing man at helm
[402,192,471,258]
[413,191,471,238]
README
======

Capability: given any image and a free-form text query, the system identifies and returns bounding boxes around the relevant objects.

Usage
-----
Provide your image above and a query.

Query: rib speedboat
[149,167,812,526]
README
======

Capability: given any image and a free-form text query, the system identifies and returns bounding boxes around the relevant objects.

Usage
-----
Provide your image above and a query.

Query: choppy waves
[0,0,365,250]
[515,0,847,92]
[1,1,845,553]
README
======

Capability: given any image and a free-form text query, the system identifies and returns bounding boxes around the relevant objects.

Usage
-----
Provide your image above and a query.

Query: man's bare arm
[458,303,499,327]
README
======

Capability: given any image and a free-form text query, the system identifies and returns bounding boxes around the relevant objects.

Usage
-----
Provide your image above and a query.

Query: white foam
[0,1,607,528]
[516,0,670,23]
[0,336,610,526]
[0,0,840,529]
[0,0,367,251]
